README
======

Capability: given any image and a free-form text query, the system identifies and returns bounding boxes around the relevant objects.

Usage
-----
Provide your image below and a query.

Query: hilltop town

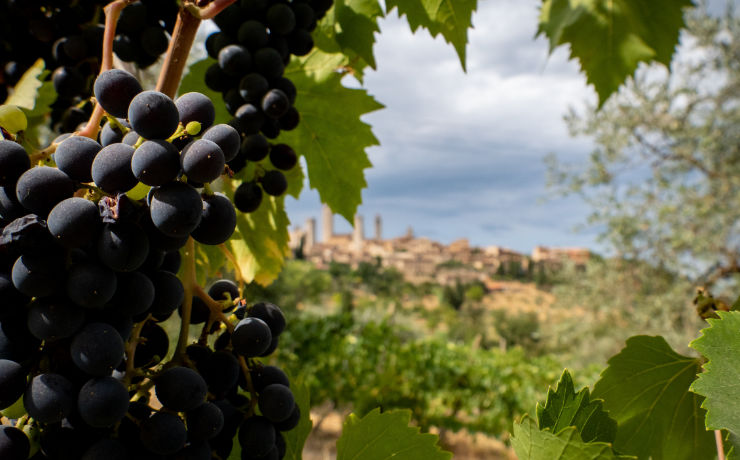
[289,206,590,285]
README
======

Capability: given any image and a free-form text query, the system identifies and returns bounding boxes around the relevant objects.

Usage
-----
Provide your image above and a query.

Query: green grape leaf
[537,0,693,106]
[333,0,384,70]
[178,58,231,125]
[512,416,633,460]
[282,51,383,223]
[282,379,313,460]
[592,335,713,460]
[689,311,740,435]
[536,369,617,443]
[336,408,452,460]
[386,0,477,71]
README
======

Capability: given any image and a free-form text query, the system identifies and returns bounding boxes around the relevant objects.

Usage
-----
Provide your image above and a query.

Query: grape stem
[238,356,259,417]
[174,237,198,363]
[123,314,152,386]
[28,142,58,164]
[716,430,726,460]
[77,0,137,139]
[156,3,202,98]
[193,284,235,333]
[186,0,236,19]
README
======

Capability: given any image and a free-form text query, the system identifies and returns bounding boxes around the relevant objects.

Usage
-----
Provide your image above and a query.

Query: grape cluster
[113,0,179,69]
[0,0,110,132]
[0,68,298,458]
[0,1,178,134]
[204,0,331,212]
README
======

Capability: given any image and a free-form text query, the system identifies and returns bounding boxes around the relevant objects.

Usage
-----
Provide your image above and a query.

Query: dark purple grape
[70,322,124,376]
[260,170,287,196]
[131,139,181,186]
[218,44,252,76]
[231,317,272,357]
[258,383,295,422]
[201,124,241,162]
[149,181,203,237]
[269,144,297,170]
[267,4,296,35]
[239,73,269,103]
[77,376,129,427]
[93,69,143,119]
[241,134,270,161]
[96,222,150,272]
[128,90,180,140]
[91,143,138,194]
[0,425,29,460]
[180,139,225,184]
[27,299,85,341]
[66,262,118,308]
[0,140,30,186]
[176,92,216,132]
[0,359,26,409]
[15,166,75,216]
[140,412,187,455]
[235,103,264,134]
[47,197,101,248]
[186,402,224,441]
[54,136,102,182]
[155,366,207,411]
[24,373,76,423]
[249,301,286,336]
[191,193,236,245]
[233,181,263,213]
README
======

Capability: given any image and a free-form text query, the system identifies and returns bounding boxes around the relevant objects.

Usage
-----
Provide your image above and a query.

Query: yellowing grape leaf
[512,416,632,460]
[386,0,477,71]
[537,0,694,106]
[336,408,452,460]
[689,311,740,435]
[6,59,50,112]
[537,370,617,443]
[282,50,383,223]
[592,335,713,460]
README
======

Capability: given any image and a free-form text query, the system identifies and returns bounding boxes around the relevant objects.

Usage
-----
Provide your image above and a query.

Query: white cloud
[288,0,601,251]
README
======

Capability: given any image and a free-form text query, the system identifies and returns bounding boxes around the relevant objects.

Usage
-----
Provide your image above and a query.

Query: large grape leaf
[536,370,617,443]
[333,0,383,70]
[689,311,740,435]
[282,50,383,223]
[512,416,632,460]
[335,408,452,460]
[385,0,477,71]
[591,335,713,460]
[537,0,694,106]
[282,379,313,460]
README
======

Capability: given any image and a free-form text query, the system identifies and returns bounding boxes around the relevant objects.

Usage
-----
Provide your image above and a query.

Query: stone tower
[352,214,364,251]
[321,204,333,243]
[305,218,316,253]
[374,214,382,240]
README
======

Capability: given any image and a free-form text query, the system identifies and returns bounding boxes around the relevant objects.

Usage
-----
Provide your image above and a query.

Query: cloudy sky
[283,0,716,254]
